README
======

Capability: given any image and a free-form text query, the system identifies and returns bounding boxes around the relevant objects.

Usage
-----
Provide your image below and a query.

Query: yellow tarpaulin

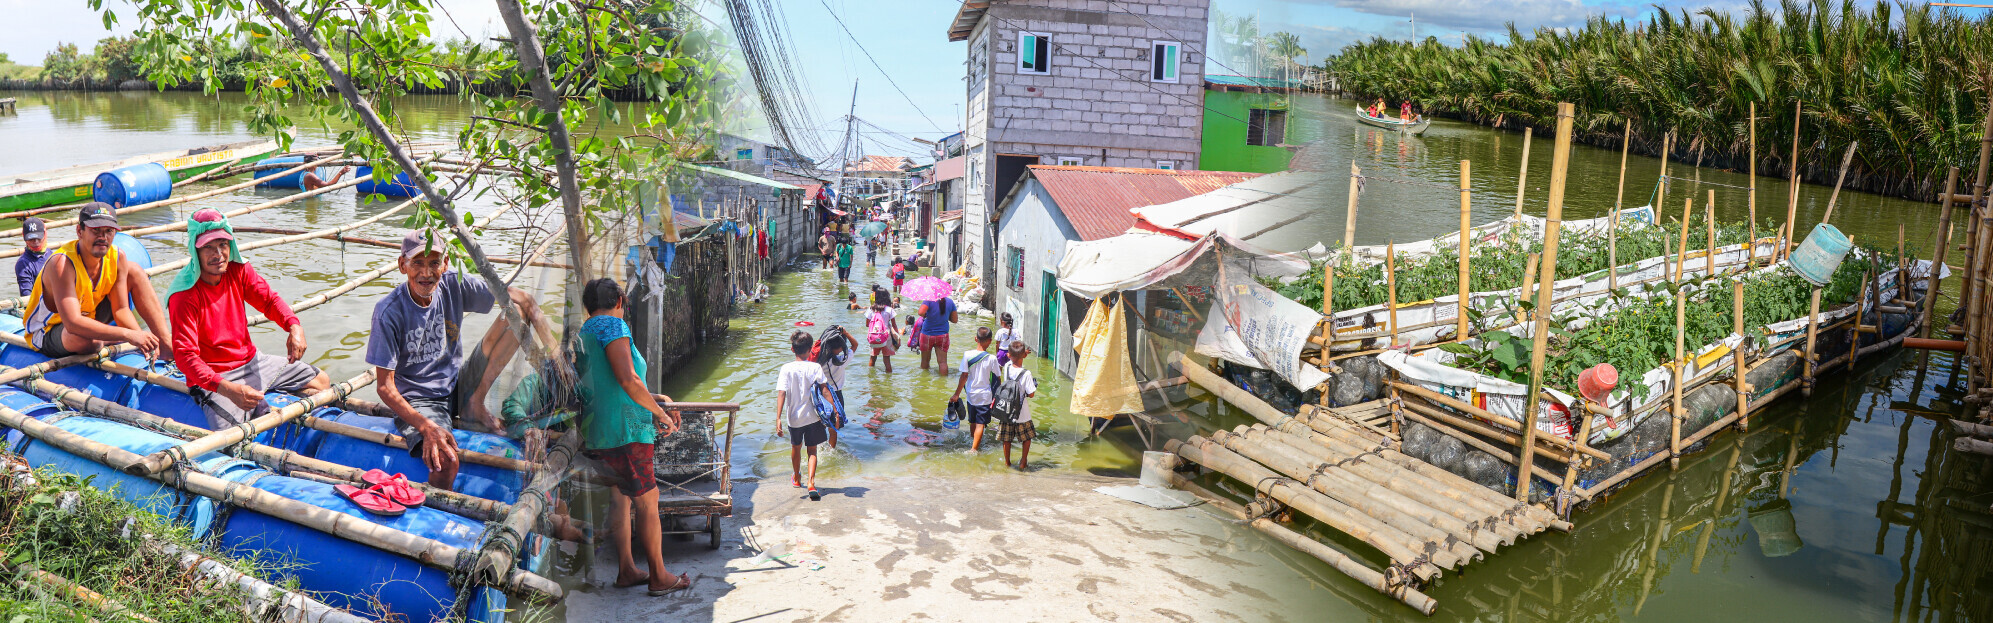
[1069,297,1144,417]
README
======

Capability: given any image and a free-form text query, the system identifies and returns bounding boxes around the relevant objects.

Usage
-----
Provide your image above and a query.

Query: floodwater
[3,89,1989,622]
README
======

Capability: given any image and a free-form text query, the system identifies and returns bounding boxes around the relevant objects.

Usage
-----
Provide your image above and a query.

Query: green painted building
[1199,75,1302,174]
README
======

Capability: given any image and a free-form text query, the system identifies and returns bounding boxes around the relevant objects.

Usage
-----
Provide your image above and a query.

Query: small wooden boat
[1355,108,1431,135]
[0,139,279,212]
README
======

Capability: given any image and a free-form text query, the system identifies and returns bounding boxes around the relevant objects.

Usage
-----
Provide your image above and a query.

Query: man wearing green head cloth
[168,208,331,431]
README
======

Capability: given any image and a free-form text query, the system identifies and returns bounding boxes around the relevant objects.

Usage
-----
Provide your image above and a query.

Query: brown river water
[1,89,1985,622]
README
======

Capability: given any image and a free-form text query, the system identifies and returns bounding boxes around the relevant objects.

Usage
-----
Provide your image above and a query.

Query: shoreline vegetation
[1326,0,1993,203]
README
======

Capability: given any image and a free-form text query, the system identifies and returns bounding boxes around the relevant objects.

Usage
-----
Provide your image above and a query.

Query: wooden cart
[651,401,739,549]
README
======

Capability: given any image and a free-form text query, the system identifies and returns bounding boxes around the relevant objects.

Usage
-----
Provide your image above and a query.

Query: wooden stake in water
[1517,102,1577,501]
[1657,131,1675,215]
[1458,160,1473,343]
[1820,141,1860,224]
[1705,190,1717,276]
[1803,288,1823,397]
[1748,102,1758,267]
[1611,120,1631,290]
[1734,281,1751,431]
[1675,198,1694,282]
[1670,199,1691,470]
[1387,240,1400,348]
[1514,127,1533,218]
[1923,168,1960,341]
[1782,101,1803,261]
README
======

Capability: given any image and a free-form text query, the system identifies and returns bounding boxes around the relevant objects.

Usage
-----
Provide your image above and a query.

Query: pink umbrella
[900,276,954,302]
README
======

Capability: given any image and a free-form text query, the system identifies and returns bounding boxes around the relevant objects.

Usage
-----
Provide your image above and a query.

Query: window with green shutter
[1150,41,1180,82]
[1019,32,1050,74]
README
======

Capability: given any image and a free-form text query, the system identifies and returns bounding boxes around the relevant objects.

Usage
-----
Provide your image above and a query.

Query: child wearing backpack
[865,303,901,372]
[991,340,1039,470]
[949,327,1002,453]
[776,331,835,500]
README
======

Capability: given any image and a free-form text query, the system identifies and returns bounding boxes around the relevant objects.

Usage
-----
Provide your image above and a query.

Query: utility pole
[831,80,859,212]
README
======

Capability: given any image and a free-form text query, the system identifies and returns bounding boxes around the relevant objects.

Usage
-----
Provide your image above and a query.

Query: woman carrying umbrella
[901,276,959,375]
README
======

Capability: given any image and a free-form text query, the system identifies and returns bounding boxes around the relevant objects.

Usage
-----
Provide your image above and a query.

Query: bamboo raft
[1156,100,1970,614]
[0,152,639,622]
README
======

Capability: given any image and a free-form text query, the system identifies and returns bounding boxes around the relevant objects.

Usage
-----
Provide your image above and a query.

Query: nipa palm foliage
[1326,0,1992,201]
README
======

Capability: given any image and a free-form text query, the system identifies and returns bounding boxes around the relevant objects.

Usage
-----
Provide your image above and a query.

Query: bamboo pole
[1168,437,1444,580]
[1675,198,1694,282]
[1343,162,1362,251]
[0,155,339,226]
[1397,399,1577,464]
[1820,142,1860,225]
[1611,120,1631,290]
[1517,253,1539,326]
[1386,241,1399,348]
[0,404,562,603]
[145,196,421,275]
[1161,471,1438,615]
[225,227,571,269]
[1922,169,1960,340]
[1657,131,1674,214]
[1705,190,1717,276]
[1296,407,1570,530]
[1514,127,1533,218]
[1385,381,1608,461]
[1748,102,1757,267]
[1458,160,1472,342]
[1553,389,1598,518]
[0,153,440,264]
[1215,429,1490,561]
[1517,102,1570,504]
[1803,288,1823,397]
[1259,421,1529,542]
[1670,217,1688,470]
[1734,281,1752,432]
[1,554,160,623]
[1287,414,1545,534]
[1783,101,1803,262]
[296,411,543,474]
[122,372,375,475]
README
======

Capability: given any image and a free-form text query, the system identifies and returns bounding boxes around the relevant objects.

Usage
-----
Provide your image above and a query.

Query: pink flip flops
[360,469,428,507]
[335,484,407,517]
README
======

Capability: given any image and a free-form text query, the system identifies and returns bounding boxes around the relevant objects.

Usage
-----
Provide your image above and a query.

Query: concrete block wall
[958,0,1209,308]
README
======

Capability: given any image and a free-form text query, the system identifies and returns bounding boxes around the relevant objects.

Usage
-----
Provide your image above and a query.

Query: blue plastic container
[0,385,69,451]
[252,156,319,189]
[0,342,140,401]
[1791,223,1853,286]
[273,410,526,504]
[213,467,507,622]
[112,232,154,269]
[121,360,208,429]
[93,163,174,209]
[354,167,422,198]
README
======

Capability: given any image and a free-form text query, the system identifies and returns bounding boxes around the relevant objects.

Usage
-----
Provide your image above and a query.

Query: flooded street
[2,89,1987,622]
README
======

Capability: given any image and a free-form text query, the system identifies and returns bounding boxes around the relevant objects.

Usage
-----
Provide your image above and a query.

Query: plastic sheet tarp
[1197,260,1331,390]
[1069,298,1144,417]
[1055,232,1309,300]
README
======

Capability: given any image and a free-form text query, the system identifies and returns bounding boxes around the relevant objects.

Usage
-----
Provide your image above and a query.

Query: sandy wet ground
[554,467,1328,623]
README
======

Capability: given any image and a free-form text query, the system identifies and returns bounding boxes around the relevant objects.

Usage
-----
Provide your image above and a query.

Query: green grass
[0,465,272,623]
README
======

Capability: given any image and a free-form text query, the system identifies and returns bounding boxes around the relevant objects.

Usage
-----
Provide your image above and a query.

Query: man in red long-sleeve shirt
[168,209,331,430]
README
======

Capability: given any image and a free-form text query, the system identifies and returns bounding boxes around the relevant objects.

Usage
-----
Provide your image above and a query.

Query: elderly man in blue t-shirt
[367,229,553,490]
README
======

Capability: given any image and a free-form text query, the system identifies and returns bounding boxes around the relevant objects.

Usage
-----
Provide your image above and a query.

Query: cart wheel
[707,515,723,550]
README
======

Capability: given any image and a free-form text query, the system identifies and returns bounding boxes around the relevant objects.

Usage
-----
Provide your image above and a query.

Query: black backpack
[990,367,1028,424]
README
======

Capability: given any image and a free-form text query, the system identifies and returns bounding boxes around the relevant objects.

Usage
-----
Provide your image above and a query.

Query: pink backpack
[866,311,893,344]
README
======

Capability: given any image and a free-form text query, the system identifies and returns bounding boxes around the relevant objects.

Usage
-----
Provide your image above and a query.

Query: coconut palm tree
[1267,31,1308,75]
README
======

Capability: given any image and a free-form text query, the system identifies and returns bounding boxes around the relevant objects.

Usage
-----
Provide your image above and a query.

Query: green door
[1040,271,1059,365]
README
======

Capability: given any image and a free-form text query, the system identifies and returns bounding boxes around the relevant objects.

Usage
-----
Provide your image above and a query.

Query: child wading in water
[776,331,835,500]
[949,327,1001,453]
[865,300,900,372]
[845,292,863,310]
[995,340,1039,470]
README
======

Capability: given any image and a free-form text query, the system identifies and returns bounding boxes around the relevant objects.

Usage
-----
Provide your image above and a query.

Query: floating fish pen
[0,153,618,622]
[1151,102,1964,614]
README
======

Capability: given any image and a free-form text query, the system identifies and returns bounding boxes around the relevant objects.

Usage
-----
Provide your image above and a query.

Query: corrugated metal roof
[1204,75,1304,90]
[947,1,989,41]
[846,155,914,173]
[1020,165,1262,241]
[935,209,964,223]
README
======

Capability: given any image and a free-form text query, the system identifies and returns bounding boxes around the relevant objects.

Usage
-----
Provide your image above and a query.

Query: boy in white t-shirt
[992,313,1018,366]
[775,331,835,500]
[994,340,1039,470]
[948,327,1002,453]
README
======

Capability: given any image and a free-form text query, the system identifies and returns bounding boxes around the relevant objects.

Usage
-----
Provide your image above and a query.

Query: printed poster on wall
[1203,261,1329,390]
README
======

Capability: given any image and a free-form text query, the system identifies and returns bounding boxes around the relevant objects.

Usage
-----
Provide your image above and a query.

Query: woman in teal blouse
[580,278,689,595]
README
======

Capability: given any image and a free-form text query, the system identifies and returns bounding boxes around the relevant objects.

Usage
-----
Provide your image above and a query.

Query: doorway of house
[1040,270,1059,365]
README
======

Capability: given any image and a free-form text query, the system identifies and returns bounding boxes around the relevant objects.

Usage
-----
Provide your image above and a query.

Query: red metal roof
[935,209,965,223]
[1020,165,1262,241]
[933,156,965,181]
[845,155,914,173]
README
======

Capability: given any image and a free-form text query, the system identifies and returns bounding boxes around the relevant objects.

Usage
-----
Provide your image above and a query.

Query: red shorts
[920,333,950,350]
[591,442,656,497]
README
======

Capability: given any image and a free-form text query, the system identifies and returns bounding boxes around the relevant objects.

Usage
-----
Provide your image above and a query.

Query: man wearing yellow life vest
[23,203,173,360]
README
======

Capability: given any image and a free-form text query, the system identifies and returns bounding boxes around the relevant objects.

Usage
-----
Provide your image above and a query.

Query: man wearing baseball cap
[366,228,552,491]
[15,217,49,297]
[22,202,173,360]
[167,209,331,430]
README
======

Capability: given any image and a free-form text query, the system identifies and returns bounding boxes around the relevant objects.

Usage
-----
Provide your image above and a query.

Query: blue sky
[4,0,1772,159]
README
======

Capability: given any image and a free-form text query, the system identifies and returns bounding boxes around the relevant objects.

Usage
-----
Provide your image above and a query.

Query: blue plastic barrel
[0,340,140,401]
[1790,223,1853,287]
[121,360,208,430]
[253,156,318,189]
[354,167,422,198]
[0,385,68,451]
[13,415,228,532]
[298,410,526,504]
[113,232,153,269]
[93,163,174,209]
[212,467,507,622]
